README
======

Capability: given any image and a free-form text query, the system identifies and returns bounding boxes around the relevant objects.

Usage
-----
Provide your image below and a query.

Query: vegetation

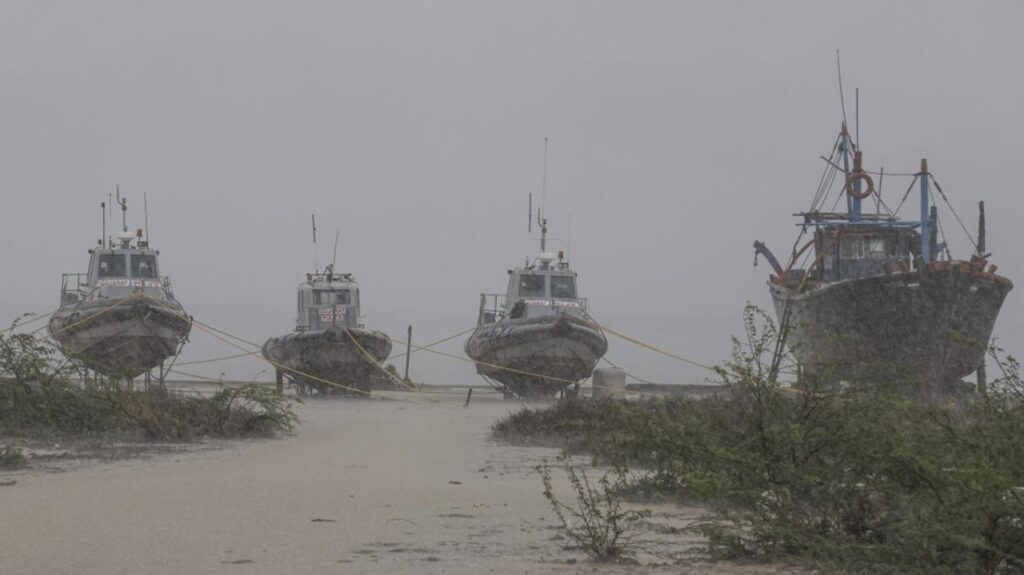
[539,456,649,562]
[497,305,1024,574]
[0,445,26,469]
[1,324,297,442]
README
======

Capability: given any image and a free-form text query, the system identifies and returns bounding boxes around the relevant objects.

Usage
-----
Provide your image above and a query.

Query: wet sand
[1,390,799,574]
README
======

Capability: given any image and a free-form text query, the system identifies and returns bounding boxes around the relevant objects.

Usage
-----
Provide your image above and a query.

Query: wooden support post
[403,324,413,383]
[464,388,473,408]
[276,369,284,397]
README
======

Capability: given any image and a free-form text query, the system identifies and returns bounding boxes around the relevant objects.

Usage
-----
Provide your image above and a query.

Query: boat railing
[478,293,590,325]
[478,293,506,326]
[59,273,90,305]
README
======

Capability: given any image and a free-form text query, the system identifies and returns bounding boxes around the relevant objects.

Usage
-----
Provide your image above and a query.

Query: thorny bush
[539,455,649,562]
[495,304,1024,574]
[1,321,297,441]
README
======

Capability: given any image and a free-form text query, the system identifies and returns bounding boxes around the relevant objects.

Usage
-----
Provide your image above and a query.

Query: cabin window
[840,236,887,260]
[98,254,127,277]
[313,289,351,305]
[550,276,577,299]
[518,274,546,297]
[131,254,157,278]
[868,238,886,259]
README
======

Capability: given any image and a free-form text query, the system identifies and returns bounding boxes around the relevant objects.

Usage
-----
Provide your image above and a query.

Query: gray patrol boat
[465,213,607,398]
[262,266,392,396]
[49,197,191,381]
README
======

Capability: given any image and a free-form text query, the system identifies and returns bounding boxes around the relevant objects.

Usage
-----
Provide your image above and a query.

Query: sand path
[1,392,795,574]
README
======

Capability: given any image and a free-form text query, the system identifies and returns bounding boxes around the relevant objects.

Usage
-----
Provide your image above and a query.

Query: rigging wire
[930,175,978,250]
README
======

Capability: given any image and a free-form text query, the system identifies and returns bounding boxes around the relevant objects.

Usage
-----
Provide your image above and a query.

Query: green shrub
[539,456,649,562]
[0,445,26,470]
[497,305,1024,574]
[1,324,297,441]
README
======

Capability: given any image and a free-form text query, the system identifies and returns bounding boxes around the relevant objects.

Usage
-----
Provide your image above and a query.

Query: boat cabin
[814,224,922,283]
[477,251,588,325]
[61,230,167,305]
[295,269,361,331]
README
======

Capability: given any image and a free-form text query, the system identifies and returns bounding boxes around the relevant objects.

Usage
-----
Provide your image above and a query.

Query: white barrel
[592,367,626,398]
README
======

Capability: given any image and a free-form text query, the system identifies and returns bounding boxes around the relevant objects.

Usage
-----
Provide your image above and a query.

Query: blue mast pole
[840,124,862,221]
[920,158,930,264]
[841,124,852,216]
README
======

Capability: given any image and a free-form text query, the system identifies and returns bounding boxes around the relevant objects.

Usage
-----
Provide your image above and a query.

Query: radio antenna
[331,229,340,274]
[855,87,860,150]
[567,213,572,261]
[144,192,150,244]
[538,138,549,252]
[101,201,106,248]
[116,186,127,232]
[836,50,849,130]
[311,214,318,272]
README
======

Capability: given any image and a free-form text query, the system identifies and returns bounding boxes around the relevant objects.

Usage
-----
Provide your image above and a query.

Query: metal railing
[477,293,589,326]
[59,273,89,305]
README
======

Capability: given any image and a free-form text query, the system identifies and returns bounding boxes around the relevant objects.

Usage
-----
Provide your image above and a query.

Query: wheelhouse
[815,224,922,282]
[295,271,361,331]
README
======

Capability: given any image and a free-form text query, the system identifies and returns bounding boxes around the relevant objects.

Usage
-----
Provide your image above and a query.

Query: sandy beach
[1,390,798,574]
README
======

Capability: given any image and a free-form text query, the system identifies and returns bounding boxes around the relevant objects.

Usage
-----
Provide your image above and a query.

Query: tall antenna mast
[311,214,318,272]
[539,138,549,252]
[528,193,532,233]
[855,87,860,150]
[115,186,127,232]
[101,201,106,248]
[836,50,849,131]
[567,213,572,262]
[331,229,340,274]
[144,192,150,244]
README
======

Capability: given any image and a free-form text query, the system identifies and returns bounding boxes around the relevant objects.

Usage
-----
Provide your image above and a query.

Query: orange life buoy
[844,171,875,200]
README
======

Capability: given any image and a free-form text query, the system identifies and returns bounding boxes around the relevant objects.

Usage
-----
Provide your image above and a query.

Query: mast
[920,159,931,264]
[539,138,548,252]
[840,124,863,222]
[116,187,127,233]
[977,201,986,254]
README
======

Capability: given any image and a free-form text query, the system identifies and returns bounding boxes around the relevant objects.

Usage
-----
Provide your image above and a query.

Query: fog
[2,1,1021,386]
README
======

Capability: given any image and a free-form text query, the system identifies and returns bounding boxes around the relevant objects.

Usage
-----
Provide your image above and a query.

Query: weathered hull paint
[465,316,607,398]
[262,327,392,395]
[48,298,191,380]
[770,267,1012,389]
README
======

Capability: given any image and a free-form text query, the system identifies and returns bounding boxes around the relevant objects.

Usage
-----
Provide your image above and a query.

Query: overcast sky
[2,1,1021,385]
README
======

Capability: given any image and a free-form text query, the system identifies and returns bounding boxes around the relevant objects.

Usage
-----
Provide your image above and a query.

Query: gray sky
[2,1,1022,385]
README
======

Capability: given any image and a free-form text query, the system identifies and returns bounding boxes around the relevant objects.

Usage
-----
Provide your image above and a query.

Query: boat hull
[465,316,608,398]
[770,267,1012,391]
[48,298,191,380]
[262,327,392,395]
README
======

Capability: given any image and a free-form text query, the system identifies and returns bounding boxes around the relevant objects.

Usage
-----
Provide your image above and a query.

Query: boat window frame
[97,253,128,278]
[549,275,577,299]
[517,273,546,298]
[313,288,352,306]
[130,254,158,278]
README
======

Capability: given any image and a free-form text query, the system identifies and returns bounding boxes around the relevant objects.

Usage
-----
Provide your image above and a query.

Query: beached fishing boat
[49,196,191,381]
[465,205,607,398]
[262,266,392,396]
[754,122,1012,393]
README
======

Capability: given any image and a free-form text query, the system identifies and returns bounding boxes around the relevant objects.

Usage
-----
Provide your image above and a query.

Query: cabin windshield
[131,254,157,278]
[98,254,127,278]
[313,289,351,306]
[550,276,577,299]
[518,274,546,297]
